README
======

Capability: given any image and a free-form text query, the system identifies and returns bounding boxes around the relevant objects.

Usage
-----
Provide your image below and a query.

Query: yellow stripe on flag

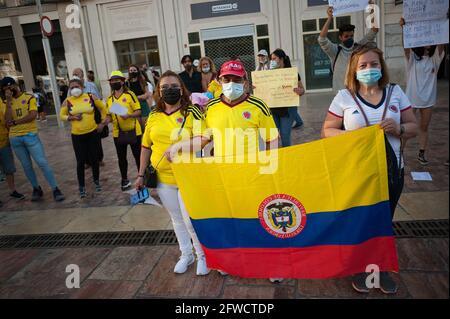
[172,126,389,220]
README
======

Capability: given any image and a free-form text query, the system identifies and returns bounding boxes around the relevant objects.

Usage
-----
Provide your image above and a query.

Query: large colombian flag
[172,126,399,279]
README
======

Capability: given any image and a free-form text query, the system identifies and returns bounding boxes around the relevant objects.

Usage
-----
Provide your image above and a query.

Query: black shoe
[94,181,102,192]
[79,187,87,199]
[31,186,44,202]
[351,273,370,293]
[293,122,304,129]
[53,187,65,202]
[121,180,131,191]
[418,152,429,165]
[10,191,25,200]
[379,272,398,295]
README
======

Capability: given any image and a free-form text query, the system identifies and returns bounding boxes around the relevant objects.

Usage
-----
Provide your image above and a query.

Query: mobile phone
[130,188,150,205]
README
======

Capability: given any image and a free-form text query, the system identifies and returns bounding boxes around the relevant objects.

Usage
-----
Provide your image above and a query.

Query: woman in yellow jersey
[105,71,142,191]
[135,71,209,276]
[1,77,65,202]
[60,78,108,198]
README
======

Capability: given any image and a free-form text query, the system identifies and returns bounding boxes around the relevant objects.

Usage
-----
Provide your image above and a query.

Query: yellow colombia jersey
[207,80,222,99]
[142,105,205,186]
[0,99,9,148]
[205,95,278,158]
[106,91,142,138]
[9,92,38,137]
[60,93,108,135]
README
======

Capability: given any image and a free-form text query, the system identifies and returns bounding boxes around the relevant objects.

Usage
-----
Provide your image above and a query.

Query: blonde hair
[345,45,390,94]
[198,56,217,75]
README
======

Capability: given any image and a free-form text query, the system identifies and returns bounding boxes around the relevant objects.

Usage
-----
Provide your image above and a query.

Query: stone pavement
[0,80,448,299]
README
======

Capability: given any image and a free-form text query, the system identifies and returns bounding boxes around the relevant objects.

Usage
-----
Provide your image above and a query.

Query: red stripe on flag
[203,237,398,279]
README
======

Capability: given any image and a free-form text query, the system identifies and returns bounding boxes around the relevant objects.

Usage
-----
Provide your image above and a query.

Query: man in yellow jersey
[105,71,142,191]
[0,97,25,207]
[202,60,279,158]
[1,77,65,202]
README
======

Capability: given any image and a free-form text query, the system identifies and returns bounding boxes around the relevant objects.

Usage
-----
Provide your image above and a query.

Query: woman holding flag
[135,71,209,276]
[322,43,418,294]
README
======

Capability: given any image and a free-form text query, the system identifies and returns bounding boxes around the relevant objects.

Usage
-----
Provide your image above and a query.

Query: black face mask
[110,82,122,91]
[129,72,139,78]
[161,88,181,105]
[343,38,354,49]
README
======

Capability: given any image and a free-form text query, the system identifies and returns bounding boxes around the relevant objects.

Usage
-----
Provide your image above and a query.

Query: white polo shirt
[328,85,412,167]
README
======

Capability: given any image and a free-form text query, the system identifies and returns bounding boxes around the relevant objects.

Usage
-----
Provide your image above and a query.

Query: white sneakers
[173,254,210,276]
[269,278,284,283]
[174,255,195,274]
[218,270,229,276]
[196,256,210,276]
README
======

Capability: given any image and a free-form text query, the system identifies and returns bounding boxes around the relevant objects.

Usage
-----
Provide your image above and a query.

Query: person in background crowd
[87,70,103,100]
[0,96,25,203]
[105,71,142,191]
[72,68,101,99]
[319,6,379,92]
[58,79,69,103]
[32,86,47,122]
[267,49,305,147]
[135,71,209,276]
[255,49,270,71]
[1,77,65,202]
[400,17,447,165]
[141,70,156,110]
[126,65,152,125]
[322,43,418,294]
[152,68,161,86]
[179,55,203,94]
[198,57,217,93]
[60,78,108,198]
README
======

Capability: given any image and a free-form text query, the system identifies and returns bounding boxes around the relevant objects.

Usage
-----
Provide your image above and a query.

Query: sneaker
[196,256,210,276]
[445,160,449,167]
[218,270,229,276]
[31,186,44,202]
[53,187,65,202]
[10,191,25,200]
[379,272,398,295]
[94,181,102,192]
[292,122,304,129]
[269,278,284,284]
[351,273,370,293]
[79,187,87,199]
[418,152,429,165]
[174,255,195,274]
[121,179,131,191]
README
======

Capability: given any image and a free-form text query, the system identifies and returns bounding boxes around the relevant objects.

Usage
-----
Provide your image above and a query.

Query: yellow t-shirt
[142,105,205,185]
[207,80,222,99]
[9,93,38,137]
[0,100,9,148]
[106,91,142,138]
[61,93,108,135]
[204,95,278,158]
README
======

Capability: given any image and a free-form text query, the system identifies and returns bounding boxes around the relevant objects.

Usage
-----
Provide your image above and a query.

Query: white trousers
[157,183,205,258]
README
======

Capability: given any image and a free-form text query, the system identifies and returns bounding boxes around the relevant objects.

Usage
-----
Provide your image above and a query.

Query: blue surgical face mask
[270,60,279,70]
[356,68,382,85]
[222,82,245,101]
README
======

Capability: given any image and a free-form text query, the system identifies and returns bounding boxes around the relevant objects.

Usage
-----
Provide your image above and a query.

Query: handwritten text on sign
[329,0,369,16]
[403,19,449,48]
[252,68,299,108]
[403,0,449,23]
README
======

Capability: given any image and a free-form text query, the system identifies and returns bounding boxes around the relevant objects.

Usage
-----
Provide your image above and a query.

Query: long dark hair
[412,46,437,61]
[272,49,292,68]
[154,71,190,117]
[127,64,147,93]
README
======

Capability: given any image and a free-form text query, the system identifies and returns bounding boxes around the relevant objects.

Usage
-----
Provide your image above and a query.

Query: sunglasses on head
[351,42,378,56]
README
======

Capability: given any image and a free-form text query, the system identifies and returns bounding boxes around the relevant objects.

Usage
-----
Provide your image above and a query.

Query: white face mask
[222,82,245,101]
[202,67,211,73]
[71,88,83,97]
[270,60,279,70]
